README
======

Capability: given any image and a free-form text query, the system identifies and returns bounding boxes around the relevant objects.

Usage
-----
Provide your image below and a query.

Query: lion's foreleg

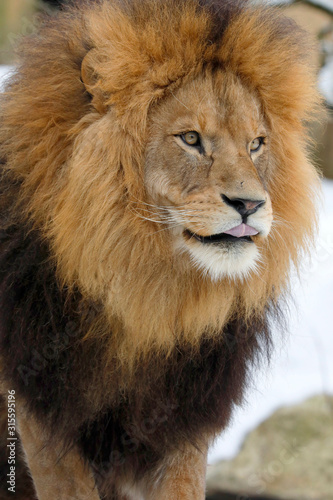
[143,444,208,500]
[17,411,100,500]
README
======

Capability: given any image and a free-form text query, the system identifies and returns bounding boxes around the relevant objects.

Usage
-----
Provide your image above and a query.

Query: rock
[280,2,333,178]
[281,0,333,77]
[313,108,333,179]
[206,395,333,500]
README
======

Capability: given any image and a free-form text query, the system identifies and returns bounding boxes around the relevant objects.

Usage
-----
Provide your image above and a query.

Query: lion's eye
[249,137,265,153]
[182,131,200,147]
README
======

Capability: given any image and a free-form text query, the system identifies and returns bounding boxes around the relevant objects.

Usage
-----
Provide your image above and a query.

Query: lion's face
[145,71,273,280]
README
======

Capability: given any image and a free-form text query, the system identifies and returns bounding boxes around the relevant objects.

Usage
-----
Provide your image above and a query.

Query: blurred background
[0,1,332,500]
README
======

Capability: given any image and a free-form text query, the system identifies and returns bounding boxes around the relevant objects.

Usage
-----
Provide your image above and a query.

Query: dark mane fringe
[80,312,275,493]
[0,170,104,428]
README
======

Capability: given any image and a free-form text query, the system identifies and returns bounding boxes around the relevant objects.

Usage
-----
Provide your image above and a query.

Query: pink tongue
[224,223,258,238]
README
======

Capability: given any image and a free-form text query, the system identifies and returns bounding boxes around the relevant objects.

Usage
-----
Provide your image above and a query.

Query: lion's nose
[221,194,265,218]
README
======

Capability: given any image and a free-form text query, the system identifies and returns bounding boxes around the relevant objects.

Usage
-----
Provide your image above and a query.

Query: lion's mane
[0,0,321,488]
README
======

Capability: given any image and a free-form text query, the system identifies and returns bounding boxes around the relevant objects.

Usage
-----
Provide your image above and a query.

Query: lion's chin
[179,237,260,281]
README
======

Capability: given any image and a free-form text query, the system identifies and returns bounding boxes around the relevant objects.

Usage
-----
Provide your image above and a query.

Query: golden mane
[0,0,321,367]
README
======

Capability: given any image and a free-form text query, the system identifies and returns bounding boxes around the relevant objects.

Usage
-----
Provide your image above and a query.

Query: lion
[0,0,321,498]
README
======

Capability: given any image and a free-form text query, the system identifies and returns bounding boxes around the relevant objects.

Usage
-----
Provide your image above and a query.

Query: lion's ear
[81,51,107,114]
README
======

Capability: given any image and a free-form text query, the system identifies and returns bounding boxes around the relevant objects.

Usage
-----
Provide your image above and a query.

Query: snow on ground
[319,59,333,106]
[0,66,14,89]
[1,66,332,464]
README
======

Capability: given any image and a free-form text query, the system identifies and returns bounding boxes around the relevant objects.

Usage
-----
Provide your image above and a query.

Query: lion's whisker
[147,224,181,236]
[170,92,191,112]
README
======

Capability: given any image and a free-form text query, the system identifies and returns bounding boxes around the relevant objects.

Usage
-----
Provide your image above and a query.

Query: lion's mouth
[184,223,258,245]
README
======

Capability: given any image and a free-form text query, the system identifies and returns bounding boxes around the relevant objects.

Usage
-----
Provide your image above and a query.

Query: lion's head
[145,71,273,280]
[0,0,321,360]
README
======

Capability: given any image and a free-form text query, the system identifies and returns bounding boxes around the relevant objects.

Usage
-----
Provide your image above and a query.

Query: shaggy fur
[0,0,321,497]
